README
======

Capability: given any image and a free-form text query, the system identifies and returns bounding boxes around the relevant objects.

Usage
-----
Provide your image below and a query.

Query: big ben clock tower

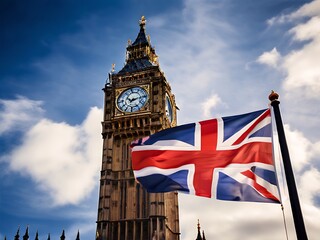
[96,16,180,240]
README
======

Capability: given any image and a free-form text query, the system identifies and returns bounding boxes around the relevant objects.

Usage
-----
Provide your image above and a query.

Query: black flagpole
[269,91,308,240]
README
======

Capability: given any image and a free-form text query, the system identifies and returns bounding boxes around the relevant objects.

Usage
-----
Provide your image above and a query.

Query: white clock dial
[117,87,148,113]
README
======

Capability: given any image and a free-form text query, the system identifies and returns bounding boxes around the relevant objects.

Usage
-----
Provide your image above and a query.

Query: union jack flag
[131,109,280,203]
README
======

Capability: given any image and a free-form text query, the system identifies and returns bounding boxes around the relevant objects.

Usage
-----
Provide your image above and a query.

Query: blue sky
[1,0,320,239]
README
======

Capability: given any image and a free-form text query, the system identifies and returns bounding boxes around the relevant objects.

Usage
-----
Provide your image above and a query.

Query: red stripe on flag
[200,119,217,151]
[233,109,270,146]
[132,142,273,170]
[241,169,279,202]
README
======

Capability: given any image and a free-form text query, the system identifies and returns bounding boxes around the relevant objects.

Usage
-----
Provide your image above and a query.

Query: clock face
[165,94,173,123]
[117,87,148,113]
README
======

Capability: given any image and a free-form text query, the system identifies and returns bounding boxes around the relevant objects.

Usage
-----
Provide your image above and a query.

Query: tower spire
[202,230,206,240]
[196,219,202,240]
[14,227,20,240]
[131,16,149,47]
[23,226,29,240]
[60,230,65,240]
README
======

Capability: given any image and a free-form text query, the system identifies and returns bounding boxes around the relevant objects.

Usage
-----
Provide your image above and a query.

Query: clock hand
[129,96,139,102]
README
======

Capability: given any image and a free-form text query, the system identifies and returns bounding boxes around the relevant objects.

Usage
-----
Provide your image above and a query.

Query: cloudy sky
[1,0,320,239]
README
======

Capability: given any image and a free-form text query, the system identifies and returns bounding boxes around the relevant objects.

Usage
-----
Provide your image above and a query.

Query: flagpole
[269,91,308,240]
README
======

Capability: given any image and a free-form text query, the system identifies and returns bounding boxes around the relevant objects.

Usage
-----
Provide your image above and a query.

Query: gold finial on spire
[139,16,146,28]
[111,63,115,72]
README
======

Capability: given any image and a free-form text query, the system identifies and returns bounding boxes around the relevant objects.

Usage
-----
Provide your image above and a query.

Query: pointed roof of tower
[132,16,148,46]
[118,58,154,74]
[117,16,158,75]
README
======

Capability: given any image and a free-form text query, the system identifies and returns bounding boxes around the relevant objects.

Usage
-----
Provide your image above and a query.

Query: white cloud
[282,17,320,99]
[299,168,320,204]
[284,124,315,172]
[267,0,320,25]
[289,0,320,19]
[256,47,281,68]
[8,107,103,206]
[201,94,223,118]
[297,167,320,237]
[264,2,320,100]
[290,16,320,41]
[0,96,44,135]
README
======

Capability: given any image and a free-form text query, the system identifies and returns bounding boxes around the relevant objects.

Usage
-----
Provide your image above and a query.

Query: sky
[1,0,320,239]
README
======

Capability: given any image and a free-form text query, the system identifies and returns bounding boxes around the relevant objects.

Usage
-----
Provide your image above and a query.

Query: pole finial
[268,90,279,102]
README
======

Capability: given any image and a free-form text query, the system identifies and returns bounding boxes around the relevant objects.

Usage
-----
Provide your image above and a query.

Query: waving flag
[131,109,280,203]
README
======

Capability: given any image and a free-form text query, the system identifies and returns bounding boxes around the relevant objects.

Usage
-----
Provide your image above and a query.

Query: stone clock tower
[96,17,180,240]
